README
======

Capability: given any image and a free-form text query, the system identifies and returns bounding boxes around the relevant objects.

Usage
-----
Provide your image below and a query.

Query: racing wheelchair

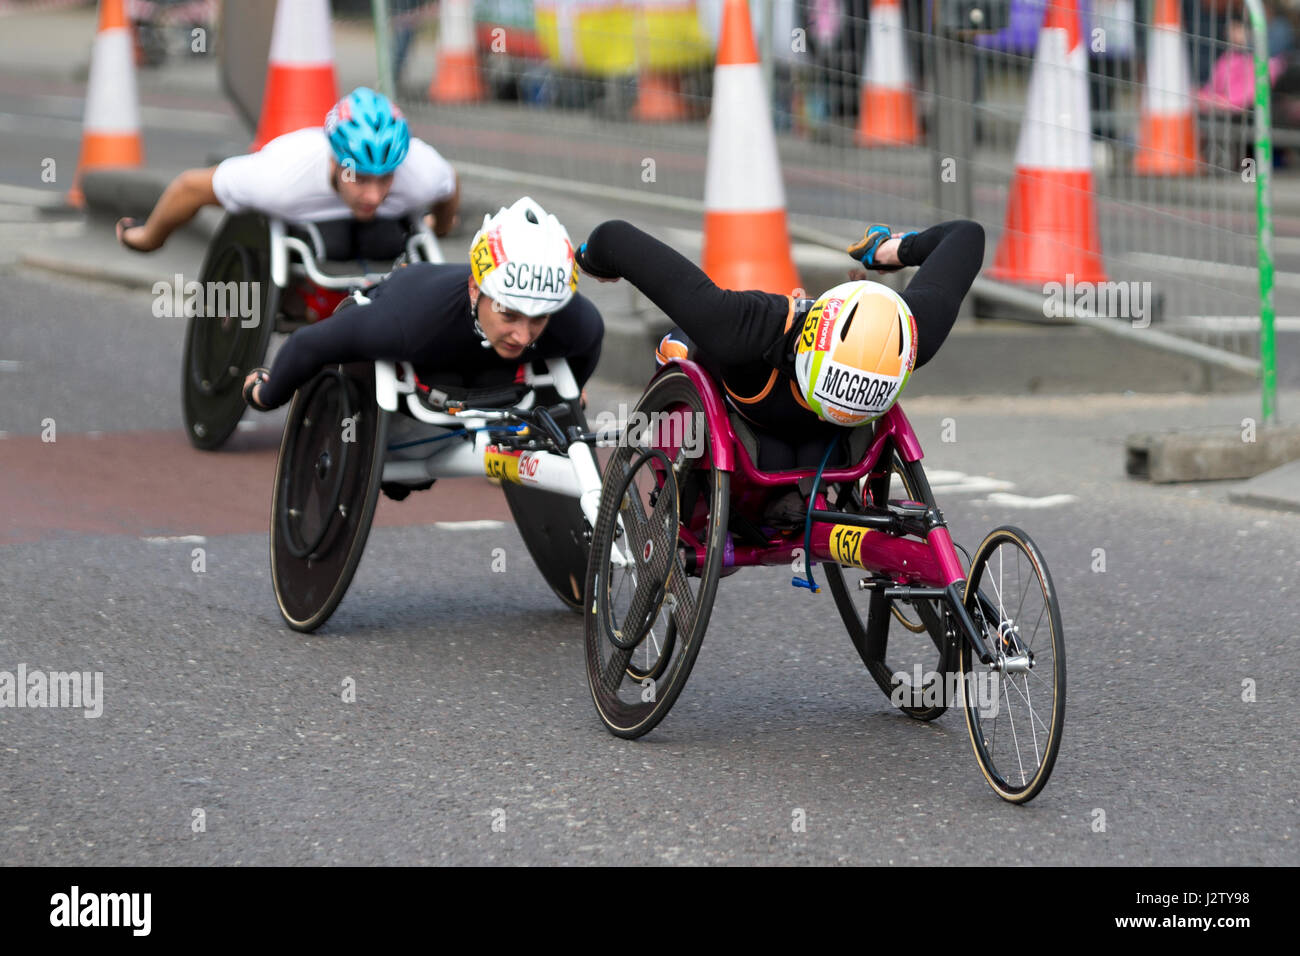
[584,360,1066,804]
[268,354,606,633]
[182,212,442,450]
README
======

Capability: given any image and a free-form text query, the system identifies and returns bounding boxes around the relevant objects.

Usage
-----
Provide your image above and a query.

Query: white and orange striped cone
[856,0,920,147]
[251,0,338,150]
[429,0,485,103]
[68,0,144,208]
[1133,0,1200,175]
[990,0,1106,285]
[701,0,800,294]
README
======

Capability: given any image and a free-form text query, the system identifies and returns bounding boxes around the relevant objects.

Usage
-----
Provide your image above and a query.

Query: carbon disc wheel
[181,213,278,451]
[270,364,388,632]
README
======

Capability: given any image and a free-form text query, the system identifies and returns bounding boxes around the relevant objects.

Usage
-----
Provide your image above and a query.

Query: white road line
[925,470,1016,494]
[142,535,208,544]
[0,360,20,371]
[983,492,1079,509]
[433,520,505,530]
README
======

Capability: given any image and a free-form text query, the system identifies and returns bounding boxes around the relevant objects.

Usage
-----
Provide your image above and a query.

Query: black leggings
[580,218,985,445]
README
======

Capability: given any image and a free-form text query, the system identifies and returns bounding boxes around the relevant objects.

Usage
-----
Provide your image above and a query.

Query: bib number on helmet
[798,299,841,355]
[829,524,870,568]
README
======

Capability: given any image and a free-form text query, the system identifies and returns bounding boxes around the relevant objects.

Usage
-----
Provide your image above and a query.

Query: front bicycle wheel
[823,447,957,720]
[584,369,729,739]
[960,527,1065,803]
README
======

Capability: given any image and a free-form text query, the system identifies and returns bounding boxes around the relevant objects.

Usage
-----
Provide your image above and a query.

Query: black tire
[181,213,279,451]
[960,526,1065,803]
[270,363,388,632]
[501,388,590,611]
[823,447,958,720]
[584,369,729,738]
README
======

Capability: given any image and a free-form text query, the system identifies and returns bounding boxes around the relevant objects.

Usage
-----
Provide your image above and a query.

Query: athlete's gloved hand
[847,224,915,272]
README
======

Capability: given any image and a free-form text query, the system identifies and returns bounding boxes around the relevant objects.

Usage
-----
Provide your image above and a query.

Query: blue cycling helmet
[324,87,410,176]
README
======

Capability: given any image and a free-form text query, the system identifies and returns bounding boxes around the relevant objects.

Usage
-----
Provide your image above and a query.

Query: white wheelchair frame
[373,357,610,536]
[267,215,445,295]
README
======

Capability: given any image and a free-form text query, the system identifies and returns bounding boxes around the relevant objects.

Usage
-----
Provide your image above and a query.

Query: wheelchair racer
[114,87,461,256]
[573,217,983,489]
[241,197,603,494]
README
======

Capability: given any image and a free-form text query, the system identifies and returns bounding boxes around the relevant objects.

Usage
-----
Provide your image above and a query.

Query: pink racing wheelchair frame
[653,359,995,666]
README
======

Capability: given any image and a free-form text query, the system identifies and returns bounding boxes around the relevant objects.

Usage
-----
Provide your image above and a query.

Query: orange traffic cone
[701,0,800,294]
[68,0,144,208]
[856,0,920,147]
[430,0,485,103]
[1134,0,1200,175]
[634,71,690,121]
[251,0,338,150]
[989,0,1106,285]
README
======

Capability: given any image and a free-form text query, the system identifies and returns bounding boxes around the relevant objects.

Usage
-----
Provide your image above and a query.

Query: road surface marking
[982,492,1078,509]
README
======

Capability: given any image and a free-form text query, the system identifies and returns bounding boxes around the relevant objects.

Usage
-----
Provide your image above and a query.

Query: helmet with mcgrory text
[794,280,917,427]
[469,197,577,318]
[325,87,410,176]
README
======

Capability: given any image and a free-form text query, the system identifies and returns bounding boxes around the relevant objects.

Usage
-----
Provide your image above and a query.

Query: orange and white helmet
[793,280,917,427]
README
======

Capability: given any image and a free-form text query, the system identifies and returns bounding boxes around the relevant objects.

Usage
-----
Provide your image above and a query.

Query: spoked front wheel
[584,369,729,739]
[960,526,1065,803]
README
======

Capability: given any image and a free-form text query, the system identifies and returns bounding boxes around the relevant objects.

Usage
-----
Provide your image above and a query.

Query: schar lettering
[499,261,568,296]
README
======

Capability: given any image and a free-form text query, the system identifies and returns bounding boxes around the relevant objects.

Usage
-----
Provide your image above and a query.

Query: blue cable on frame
[792,437,840,594]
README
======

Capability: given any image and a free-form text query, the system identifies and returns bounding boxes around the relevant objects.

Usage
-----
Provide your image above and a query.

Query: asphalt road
[2,269,1298,865]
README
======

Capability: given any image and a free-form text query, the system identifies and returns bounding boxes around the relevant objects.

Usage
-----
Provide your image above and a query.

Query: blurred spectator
[1198,14,1285,112]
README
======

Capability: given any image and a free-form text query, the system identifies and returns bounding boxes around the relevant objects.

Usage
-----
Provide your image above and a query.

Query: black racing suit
[257,262,604,410]
[576,219,984,466]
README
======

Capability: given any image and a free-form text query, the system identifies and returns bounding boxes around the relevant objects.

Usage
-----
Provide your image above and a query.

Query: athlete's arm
[249,268,431,410]
[894,220,984,369]
[579,220,791,367]
[428,173,461,237]
[116,166,219,252]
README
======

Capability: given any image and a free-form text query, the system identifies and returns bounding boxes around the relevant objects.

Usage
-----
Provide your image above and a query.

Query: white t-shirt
[211,128,456,222]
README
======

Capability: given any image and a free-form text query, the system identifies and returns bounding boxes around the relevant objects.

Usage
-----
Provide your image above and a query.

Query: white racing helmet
[469,197,577,317]
[793,280,918,427]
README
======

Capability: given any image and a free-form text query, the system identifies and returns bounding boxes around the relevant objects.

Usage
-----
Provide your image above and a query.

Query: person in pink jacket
[1198,17,1286,112]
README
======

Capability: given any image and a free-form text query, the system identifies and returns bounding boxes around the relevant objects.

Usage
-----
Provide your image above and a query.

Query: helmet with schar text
[793,280,917,427]
[469,197,577,318]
